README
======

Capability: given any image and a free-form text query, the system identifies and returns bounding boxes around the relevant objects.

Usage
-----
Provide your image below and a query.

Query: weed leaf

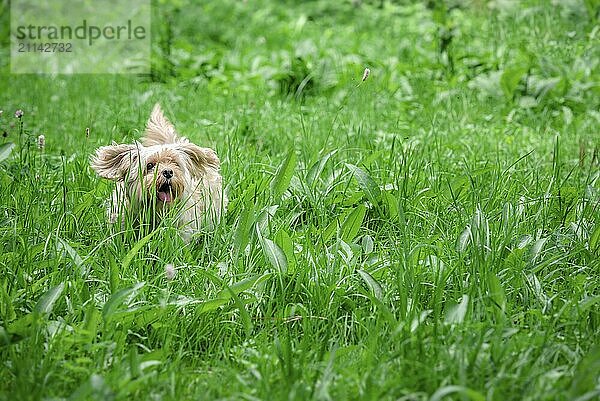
[307,149,337,187]
[57,238,89,277]
[431,385,486,401]
[488,274,507,320]
[234,207,255,253]
[34,283,65,315]
[357,269,383,300]
[530,237,548,263]
[102,282,145,321]
[362,235,374,254]
[259,236,288,273]
[219,273,271,298]
[0,143,15,163]
[345,163,381,205]
[271,150,297,200]
[198,273,271,313]
[445,295,469,325]
[122,230,157,270]
[341,204,366,243]
[410,310,432,333]
[500,66,528,99]
[275,229,296,273]
[589,224,600,254]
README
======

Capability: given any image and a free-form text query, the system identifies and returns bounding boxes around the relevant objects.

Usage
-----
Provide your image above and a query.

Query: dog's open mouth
[157,183,175,203]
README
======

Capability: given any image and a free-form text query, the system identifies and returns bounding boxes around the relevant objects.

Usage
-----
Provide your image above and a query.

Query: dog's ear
[179,143,220,175]
[143,103,179,146]
[90,143,139,180]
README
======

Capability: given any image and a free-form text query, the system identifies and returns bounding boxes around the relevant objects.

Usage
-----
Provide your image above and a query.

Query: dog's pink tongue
[158,192,173,203]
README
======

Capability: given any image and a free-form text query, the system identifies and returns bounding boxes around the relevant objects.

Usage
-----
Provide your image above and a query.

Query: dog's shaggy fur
[90,104,227,239]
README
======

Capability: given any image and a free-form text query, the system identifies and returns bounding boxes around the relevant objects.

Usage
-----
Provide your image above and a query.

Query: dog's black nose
[162,169,173,179]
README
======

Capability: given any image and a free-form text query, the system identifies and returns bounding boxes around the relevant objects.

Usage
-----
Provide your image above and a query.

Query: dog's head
[91,104,220,209]
[91,141,220,206]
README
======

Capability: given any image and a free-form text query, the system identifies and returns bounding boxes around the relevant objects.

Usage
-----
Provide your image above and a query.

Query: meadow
[1,0,599,400]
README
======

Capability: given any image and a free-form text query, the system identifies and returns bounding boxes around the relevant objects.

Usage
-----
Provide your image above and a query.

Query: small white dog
[91,104,227,239]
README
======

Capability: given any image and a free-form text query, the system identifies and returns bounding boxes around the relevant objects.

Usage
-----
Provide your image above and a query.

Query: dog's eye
[146,162,155,171]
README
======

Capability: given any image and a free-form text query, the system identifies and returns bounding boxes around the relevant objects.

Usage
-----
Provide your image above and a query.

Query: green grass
[1,1,599,400]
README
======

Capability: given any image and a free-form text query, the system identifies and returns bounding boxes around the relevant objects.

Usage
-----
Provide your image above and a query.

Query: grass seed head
[165,263,176,280]
[362,67,370,81]
[38,134,45,150]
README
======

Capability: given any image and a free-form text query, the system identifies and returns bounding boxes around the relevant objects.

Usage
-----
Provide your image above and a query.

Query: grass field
[1,0,599,400]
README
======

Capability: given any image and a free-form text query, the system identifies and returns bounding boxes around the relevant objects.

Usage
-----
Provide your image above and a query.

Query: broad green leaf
[260,237,288,273]
[357,269,382,300]
[129,348,141,378]
[526,273,548,306]
[517,235,532,249]
[81,303,100,342]
[361,235,374,254]
[57,238,89,277]
[470,207,490,249]
[275,229,296,273]
[500,66,528,99]
[197,273,271,313]
[530,237,547,263]
[1,284,16,322]
[345,163,381,205]
[323,209,350,241]
[488,274,506,321]
[129,306,170,328]
[431,385,486,401]
[578,295,600,313]
[445,294,469,325]
[530,76,563,99]
[68,374,112,401]
[122,230,157,270]
[306,149,337,187]
[196,298,230,313]
[224,285,253,336]
[589,224,600,254]
[571,345,600,397]
[6,314,35,338]
[255,205,278,237]
[0,326,11,346]
[341,204,366,243]
[270,150,297,200]
[34,283,65,315]
[234,207,255,253]
[384,192,400,222]
[410,310,432,333]
[102,282,145,321]
[0,142,15,163]
[72,191,96,219]
[218,273,271,298]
